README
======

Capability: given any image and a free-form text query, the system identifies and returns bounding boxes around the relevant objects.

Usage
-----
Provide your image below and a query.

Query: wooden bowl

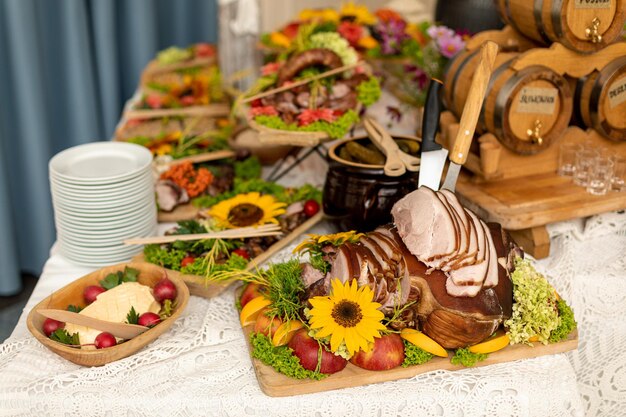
[26,261,190,367]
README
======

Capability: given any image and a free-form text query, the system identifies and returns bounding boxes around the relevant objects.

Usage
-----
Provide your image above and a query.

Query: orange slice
[468,330,510,354]
[400,328,448,357]
[272,320,304,346]
[239,295,271,327]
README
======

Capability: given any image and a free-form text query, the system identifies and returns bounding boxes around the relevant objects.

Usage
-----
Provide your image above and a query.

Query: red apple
[350,333,405,371]
[240,283,267,308]
[288,329,347,374]
[253,309,282,337]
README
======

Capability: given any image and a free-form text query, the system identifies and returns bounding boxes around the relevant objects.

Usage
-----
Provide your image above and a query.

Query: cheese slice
[65,282,160,348]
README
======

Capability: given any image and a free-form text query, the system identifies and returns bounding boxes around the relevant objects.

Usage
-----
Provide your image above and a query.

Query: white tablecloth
[2,209,625,417]
[2,88,625,415]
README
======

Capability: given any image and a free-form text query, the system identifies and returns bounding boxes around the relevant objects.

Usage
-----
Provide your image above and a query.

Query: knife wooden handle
[450,41,498,165]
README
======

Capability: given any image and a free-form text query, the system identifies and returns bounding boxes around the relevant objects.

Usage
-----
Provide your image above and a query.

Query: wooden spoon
[363,118,406,177]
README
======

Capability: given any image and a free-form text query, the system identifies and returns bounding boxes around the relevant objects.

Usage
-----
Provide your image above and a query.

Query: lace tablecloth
[1,91,625,415]
[2,209,625,417]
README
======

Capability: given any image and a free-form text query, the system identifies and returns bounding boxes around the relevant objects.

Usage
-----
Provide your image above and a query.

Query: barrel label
[574,0,611,8]
[608,76,626,108]
[516,87,558,114]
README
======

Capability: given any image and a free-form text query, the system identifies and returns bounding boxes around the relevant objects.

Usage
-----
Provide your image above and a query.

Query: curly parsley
[402,340,434,367]
[549,299,577,343]
[251,333,327,380]
[451,348,487,367]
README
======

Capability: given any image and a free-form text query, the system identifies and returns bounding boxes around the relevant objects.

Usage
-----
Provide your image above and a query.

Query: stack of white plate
[49,142,156,267]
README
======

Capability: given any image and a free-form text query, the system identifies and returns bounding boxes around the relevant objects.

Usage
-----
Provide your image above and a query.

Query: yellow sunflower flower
[309,278,386,356]
[340,2,376,25]
[299,8,339,23]
[208,192,286,229]
[293,231,363,254]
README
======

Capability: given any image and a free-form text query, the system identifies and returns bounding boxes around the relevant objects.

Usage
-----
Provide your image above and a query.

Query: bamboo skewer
[124,224,283,245]
[241,62,361,104]
[164,149,236,166]
[125,104,231,120]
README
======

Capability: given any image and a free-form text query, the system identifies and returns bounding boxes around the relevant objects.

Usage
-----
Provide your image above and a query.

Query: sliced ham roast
[297,188,520,348]
[392,187,501,298]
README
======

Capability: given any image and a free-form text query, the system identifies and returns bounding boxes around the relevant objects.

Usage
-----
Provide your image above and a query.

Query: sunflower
[340,2,376,25]
[309,278,386,356]
[208,192,286,229]
[293,231,363,254]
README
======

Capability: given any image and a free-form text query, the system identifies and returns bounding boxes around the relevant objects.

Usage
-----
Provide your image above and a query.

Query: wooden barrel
[575,56,626,141]
[495,0,626,53]
[445,49,573,154]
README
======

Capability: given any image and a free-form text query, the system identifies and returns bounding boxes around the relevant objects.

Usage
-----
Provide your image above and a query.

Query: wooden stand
[442,120,626,259]
[439,112,626,258]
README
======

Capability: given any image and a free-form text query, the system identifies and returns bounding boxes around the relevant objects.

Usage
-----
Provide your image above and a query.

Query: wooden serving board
[134,212,324,298]
[243,325,578,397]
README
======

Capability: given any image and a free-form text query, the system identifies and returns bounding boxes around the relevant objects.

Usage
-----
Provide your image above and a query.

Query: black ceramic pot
[435,0,504,34]
[323,136,419,232]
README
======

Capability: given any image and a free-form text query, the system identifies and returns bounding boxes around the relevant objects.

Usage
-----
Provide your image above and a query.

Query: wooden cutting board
[242,325,578,397]
[133,212,324,298]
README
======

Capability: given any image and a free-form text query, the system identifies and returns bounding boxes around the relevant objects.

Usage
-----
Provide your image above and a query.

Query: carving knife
[441,41,499,192]
[418,78,447,190]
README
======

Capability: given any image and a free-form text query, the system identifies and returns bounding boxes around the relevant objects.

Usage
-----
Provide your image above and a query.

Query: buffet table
[2,208,625,417]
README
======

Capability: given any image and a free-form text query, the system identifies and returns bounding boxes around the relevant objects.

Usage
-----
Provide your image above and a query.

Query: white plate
[59,251,140,267]
[52,197,155,216]
[49,169,153,192]
[51,187,154,209]
[55,214,157,232]
[54,200,156,218]
[49,142,152,184]
[54,210,155,229]
[58,229,154,248]
[50,175,153,198]
[57,217,156,240]
[59,241,146,256]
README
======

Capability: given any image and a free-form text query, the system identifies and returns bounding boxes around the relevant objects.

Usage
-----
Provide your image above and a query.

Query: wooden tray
[26,262,190,367]
[243,325,578,397]
[134,212,324,298]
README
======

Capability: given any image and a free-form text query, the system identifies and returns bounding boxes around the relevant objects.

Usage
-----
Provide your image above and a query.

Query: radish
[153,278,177,302]
[84,285,106,304]
[42,318,64,337]
[138,312,161,327]
[94,332,117,349]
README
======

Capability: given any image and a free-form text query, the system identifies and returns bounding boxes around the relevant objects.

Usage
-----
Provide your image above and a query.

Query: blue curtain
[0,0,218,295]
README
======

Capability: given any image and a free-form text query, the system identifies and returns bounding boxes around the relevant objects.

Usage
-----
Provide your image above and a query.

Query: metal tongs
[363,117,421,177]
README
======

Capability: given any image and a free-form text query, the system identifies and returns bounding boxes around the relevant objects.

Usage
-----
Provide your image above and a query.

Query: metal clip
[585,17,603,44]
[526,120,543,145]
